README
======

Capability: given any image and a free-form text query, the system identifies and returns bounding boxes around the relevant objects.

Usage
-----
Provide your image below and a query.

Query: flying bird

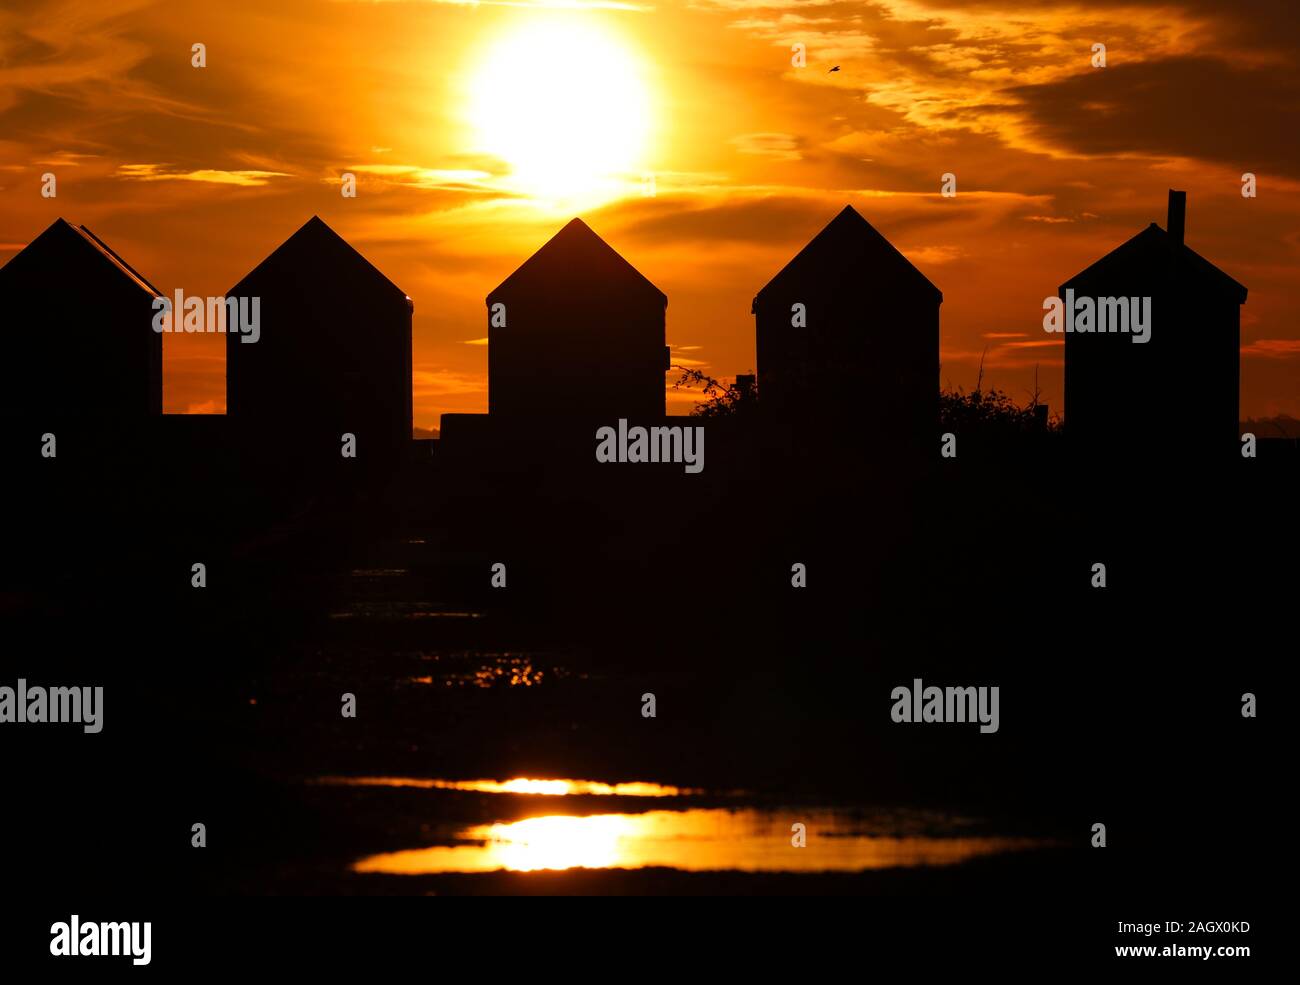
[829,66,840,73]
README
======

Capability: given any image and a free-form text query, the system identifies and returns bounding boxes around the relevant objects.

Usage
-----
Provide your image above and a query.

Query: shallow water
[330,776,1051,875]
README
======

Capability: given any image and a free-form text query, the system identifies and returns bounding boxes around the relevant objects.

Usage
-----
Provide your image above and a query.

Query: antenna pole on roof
[1167,190,1186,245]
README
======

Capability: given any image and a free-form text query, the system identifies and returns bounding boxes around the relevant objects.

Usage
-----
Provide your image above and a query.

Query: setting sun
[467,18,654,203]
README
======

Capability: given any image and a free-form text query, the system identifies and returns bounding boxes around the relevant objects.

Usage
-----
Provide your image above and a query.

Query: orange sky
[2,0,1298,427]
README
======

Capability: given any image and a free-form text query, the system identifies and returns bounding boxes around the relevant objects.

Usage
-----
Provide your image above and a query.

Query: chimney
[1167,190,1186,245]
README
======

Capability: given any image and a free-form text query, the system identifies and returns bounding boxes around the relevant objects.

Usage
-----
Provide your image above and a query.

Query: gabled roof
[1061,223,1247,304]
[487,218,666,306]
[0,218,161,296]
[754,205,943,307]
[230,215,409,303]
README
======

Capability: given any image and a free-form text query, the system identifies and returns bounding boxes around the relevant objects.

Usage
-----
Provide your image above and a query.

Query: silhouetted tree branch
[671,367,758,418]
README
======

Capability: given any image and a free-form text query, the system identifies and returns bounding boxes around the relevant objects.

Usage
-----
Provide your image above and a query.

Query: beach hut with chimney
[1060,191,1247,457]
[486,218,668,421]
[226,216,412,468]
[0,218,162,428]
[752,205,942,448]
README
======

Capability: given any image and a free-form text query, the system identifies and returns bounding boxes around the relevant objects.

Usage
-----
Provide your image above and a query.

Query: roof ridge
[487,217,666,304]
[76,224,163,296]
[18,219,162,297]
[230,216,408,300]
[1060,223,1246,302]
[755,205,942,303]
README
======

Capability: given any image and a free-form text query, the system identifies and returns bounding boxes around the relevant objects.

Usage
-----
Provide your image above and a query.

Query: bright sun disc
[469,19,653,202]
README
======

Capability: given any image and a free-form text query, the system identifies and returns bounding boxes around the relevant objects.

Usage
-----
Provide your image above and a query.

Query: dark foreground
[0,426,1285,919]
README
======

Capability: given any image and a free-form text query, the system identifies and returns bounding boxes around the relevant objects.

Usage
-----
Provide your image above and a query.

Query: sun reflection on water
[352,808,1048,875]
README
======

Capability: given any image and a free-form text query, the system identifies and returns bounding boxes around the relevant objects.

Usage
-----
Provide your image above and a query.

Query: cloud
[341,164,495,190]
[666,388,706,408]
[1242,338,1300,359]
[602,192,844,246]
[1004,56,1300,177]
[412,368,488,397]
[907,244,965,265]
[117,163,291,186]
[36,151,100,166]
[731,133,802,161]
[0,0,156,113]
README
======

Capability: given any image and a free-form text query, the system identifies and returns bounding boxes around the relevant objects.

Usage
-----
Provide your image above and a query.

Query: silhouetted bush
[939,385,1058,435]
[672,367,758,418]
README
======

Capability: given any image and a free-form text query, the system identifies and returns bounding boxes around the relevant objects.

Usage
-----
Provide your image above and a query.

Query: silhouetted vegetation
[672,367,758,418]
[674,362,1056,435]
[939,385,1057,435]
[940,355,1057,435]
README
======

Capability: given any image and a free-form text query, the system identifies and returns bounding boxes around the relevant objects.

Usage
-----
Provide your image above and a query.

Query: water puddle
[327,776,1051,875]
[352,807,1046,874]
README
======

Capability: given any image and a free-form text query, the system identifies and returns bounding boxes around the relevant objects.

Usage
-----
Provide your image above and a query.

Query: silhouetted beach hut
[1061,191,1246,457]
[486,218,668,420]
[0,218,162,425]
[226,216,412,466]
[752,205,941,445]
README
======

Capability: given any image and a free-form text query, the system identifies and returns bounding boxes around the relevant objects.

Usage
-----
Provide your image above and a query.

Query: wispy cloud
[412,368,488,397]
[341,164,494,190]
[1242,338,1300,359]
[116,164,291,186]
[36,151,100,166]
[731,133,801,161]
[907,244,965,265]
